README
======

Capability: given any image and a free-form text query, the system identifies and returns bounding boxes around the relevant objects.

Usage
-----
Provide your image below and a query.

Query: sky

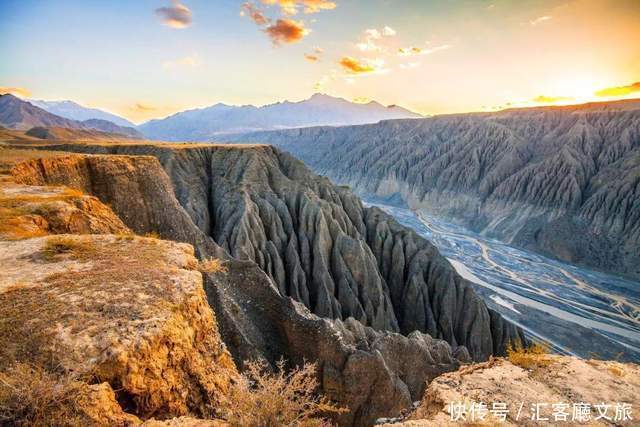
[1,0,639,123]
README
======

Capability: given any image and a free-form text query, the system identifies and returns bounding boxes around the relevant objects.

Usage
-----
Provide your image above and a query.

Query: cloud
[0,87,31,98]
[265,19,309,45]
[382,26,396,36]
[241,2,270,25]
[261,0,337,15]
[356,26,395,52]
[156,0,192,29]
[398,44,451,56]
[304,46,324,62]
[595,82,640,97]
[530,15,551,26]
[163,55,202,69]
[339,56,386,74]
[532,95,574,103]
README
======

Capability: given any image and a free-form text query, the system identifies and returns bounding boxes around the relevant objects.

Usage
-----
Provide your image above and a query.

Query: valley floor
[365,199,640,363]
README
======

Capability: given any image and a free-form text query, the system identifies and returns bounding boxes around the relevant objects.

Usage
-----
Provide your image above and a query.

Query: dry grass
[608,365,624,377]
[198,258,228,274]
[507,342,552,370]
[41,236,98,261]
[222,359,345,426]
[0,363,86,426]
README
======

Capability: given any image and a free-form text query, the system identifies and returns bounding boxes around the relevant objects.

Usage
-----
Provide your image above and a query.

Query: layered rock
[0,234,237,420]
[227,99,640,279]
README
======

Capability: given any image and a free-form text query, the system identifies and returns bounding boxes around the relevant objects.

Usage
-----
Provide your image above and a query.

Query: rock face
[205,259,468,426]
[227,99,640,279]
[9,143,526,425]
[0,234,237,420]
[0,179,131,240]
[388,355,640,426]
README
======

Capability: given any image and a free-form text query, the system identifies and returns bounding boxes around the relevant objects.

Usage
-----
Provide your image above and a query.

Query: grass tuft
[143,231,161,239]
[608,365,624,377]
[507,342,552,370]
[198,258,228,274]
[40,236,97,262]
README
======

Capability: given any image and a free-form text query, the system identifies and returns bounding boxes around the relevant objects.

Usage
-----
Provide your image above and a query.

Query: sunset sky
[1,0,639,123]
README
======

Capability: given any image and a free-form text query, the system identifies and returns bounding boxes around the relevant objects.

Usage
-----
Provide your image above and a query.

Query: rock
[385,355,640,426]
[0,179,131,240]
[226,100,640,279]
[0,234,237,420]
[204,260,463,426]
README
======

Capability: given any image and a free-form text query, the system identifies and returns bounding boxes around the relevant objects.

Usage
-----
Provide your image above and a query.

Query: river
[364,199,640,362]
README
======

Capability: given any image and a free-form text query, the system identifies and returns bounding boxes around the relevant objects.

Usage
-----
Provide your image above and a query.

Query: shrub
[222,359,345,426]
[507,342,552,370]
[198,258,228,274]
[0,364,85,426]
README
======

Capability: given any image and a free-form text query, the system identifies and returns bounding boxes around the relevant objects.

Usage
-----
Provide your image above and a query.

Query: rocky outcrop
[8,143,526,424]
[387,355,640,426]
[0,179,130,240]
[227,99,640,279]
[204,259,468,426]
[0,234,237,420]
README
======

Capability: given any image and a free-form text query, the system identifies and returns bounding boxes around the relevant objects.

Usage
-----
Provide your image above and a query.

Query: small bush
[0,363,85,426]
[507,342,552,370]
[198,258,228,274]
[222,359,345,426]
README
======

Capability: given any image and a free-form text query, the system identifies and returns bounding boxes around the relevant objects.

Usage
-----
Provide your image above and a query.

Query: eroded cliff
[227,100,640,279]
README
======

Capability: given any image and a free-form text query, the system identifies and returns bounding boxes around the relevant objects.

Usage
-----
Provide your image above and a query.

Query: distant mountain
[138,93,423,141]
[0,94,142,138]
[29,99,135,127]
[81,118,142,139]
[0,94,82,130]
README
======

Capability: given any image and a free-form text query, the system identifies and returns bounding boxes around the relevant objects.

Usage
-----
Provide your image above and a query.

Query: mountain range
[29,99,136,127]
[0,94,142,138]
[225,98,640,280]
[138,93,423,141]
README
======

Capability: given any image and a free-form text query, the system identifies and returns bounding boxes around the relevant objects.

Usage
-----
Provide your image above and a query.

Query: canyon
[1,140,524,426]
[226,99,640,280]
